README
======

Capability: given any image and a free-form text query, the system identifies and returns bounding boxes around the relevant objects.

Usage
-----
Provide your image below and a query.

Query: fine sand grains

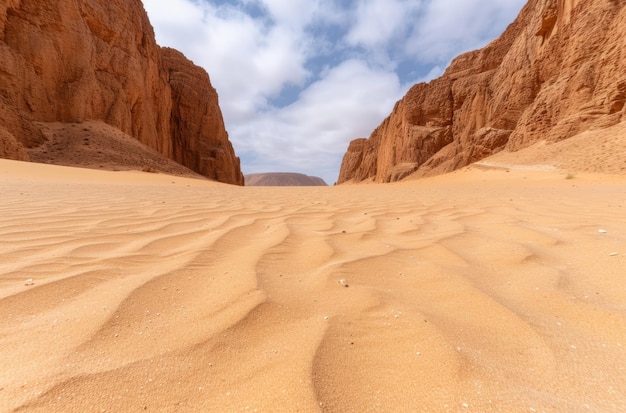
[1,159,626,412]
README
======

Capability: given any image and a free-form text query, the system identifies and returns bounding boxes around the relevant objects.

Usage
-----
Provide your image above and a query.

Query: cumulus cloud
[346,0,420,49]
[230,59,404,181]
[142,0,526,184]
[144,0,310,121]
[406,0,527,63]
[255,0,321,27]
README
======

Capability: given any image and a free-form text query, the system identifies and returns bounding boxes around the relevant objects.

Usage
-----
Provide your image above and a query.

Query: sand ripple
[1,163,626,412]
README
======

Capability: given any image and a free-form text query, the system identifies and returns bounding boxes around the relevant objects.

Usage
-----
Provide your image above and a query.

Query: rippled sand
[1,159,625,412]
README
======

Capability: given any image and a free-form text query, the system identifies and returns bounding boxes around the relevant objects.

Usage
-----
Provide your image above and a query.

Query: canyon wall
[338,0,626,183]
[0,0,243,185]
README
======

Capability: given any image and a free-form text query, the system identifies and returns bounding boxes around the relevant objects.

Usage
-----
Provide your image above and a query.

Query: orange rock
[161,48,243,185]
[338,0,626,184]
[0,0,243,185]
[0,125,29,162]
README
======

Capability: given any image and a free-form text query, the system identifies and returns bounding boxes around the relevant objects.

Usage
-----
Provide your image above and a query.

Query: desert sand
[1,158,625,412]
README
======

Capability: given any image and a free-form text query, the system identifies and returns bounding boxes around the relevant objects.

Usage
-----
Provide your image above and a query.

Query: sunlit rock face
[338,0,626,183]
[0,0,243,185]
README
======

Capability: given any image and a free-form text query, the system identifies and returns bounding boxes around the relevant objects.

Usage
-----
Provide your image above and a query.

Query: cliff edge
[338,0,626,183]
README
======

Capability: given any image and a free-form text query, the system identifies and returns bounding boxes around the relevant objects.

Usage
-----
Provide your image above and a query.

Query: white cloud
[256,0,320,28]
[144,0,310,122]
[346,0,420,49]
[231,59,405,182]
[406,0,527,63]
[142,0,526,184]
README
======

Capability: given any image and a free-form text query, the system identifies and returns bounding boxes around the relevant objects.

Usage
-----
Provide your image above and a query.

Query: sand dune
[1,159,626,412]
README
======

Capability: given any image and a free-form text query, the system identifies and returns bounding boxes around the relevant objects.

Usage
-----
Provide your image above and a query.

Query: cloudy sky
[143,0,526,184]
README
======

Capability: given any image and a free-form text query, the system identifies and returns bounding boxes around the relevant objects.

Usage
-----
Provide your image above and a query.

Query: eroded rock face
[0,125,29,161]
[0,0,243,185]
[161,48,243,185]
[338,0,626,184]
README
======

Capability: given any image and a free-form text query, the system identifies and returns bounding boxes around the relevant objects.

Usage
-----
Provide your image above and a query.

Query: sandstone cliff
[0,0,243,185]
[338,0,626,184]
[161,48,242,184]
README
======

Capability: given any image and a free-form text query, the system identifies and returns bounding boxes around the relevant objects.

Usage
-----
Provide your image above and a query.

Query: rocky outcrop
[0,0,243,185]
[161,48,242,184]
[245,173,328,186]
[338,0,626,184]
[0,125,29,161]
[27,120,206,177]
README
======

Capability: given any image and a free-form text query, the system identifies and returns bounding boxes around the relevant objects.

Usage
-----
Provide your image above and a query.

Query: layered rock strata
[338,0,626,183]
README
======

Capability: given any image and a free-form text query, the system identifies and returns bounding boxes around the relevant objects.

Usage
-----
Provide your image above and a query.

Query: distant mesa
[338,0,626,184]
[245,173,328,186]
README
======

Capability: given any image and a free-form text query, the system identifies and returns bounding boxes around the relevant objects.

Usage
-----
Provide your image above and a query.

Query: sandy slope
[27,121,204,178]
[475,122,626,176]
[1,159,625,412]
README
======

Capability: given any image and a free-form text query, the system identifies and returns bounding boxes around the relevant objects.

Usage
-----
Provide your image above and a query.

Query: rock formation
[245,173,328,187]
[0,0,243,185]
[0,125,29,161]
[338,0,626,184]
[27,120,205,177]
[161,48,242,184]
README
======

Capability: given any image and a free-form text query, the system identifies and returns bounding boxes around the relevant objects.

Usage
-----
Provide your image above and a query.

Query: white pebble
[598,229,607,233]
[610,252,618,256]
[25,278,34,286]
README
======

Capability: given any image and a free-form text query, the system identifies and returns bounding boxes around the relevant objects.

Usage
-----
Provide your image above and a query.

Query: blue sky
[143,0,526,184]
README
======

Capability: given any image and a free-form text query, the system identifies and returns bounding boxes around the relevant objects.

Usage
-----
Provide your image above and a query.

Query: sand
[1,158,626,412]
[27,121,204,178]
[475,122,626,176]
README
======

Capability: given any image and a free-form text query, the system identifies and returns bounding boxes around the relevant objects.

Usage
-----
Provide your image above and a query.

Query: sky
[142,0,526,184]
